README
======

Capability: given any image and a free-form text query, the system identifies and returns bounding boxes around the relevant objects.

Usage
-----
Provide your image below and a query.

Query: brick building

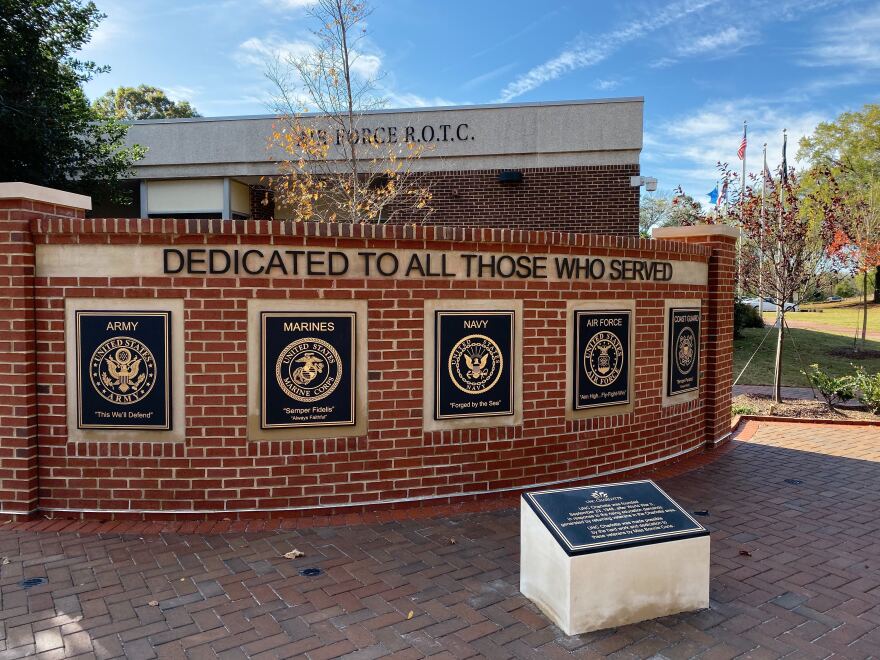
[97,98,646,235]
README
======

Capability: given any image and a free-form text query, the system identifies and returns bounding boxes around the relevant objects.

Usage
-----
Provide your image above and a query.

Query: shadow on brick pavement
[2,421,880,658]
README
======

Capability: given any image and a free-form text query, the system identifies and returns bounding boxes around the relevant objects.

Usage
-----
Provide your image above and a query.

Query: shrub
[732,402,757,416]
[854,366,880,414]
[734,300,764,338]
[801,363,855,411]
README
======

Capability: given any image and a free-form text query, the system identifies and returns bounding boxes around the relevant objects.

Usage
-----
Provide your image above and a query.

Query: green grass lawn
[733,326,880,387]
[761,299,880,333]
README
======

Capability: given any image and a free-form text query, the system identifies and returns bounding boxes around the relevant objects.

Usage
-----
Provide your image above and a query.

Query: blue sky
[78,0,880,203]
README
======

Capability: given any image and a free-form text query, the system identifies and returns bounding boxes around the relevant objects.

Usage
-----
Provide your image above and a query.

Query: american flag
[737,123,747,161]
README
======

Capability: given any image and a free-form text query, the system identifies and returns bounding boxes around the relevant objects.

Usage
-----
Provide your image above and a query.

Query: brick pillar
[654,225,739,446]
[0,183,91,519]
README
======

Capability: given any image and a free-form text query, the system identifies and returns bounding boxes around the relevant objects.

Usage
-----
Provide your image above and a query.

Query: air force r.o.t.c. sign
[261,312,356,429]
[574,310,631,410]
[434,310,514,420]
[76,311,171,430]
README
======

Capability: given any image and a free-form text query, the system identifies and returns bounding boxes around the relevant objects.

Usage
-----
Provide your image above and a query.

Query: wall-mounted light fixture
[498,170,524,184]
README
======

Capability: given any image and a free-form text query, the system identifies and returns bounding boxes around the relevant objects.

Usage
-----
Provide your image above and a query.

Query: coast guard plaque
[76,311,171,430]
[667,307,701,396]
[434,310,514,420]
[261,311,356,429]
[574,310,630,410]
[523,480,708,556]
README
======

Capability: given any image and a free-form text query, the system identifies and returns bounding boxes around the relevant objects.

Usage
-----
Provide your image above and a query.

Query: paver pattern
[2,420,880,658]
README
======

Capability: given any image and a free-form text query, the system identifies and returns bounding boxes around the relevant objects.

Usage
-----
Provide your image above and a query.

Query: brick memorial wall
[0,185,736,520]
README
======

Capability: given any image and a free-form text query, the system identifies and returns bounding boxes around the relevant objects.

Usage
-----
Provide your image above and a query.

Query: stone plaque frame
[662,299,702,406]
[64,298,186,443]
[247,299,368,441]
[565,300,636,420]
[422,299,523,433]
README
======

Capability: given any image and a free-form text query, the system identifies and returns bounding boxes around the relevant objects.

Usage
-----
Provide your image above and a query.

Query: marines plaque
[261,311,356,428]
[76,311,171,430]
[574,310,631,410]
[667,307,700,396]
[434,310,514,419]
[523,480,708,556]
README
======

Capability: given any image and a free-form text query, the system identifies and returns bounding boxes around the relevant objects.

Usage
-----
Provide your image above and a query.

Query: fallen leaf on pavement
[284,549,305,559]
[739,549,753,557]
[407,611,414,620]
[148,600,159,606]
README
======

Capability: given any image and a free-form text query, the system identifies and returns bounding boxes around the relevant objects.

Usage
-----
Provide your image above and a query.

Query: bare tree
[265,0,432,224]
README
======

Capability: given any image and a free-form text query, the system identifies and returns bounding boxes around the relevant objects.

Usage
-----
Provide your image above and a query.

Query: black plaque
[574,309,631,410]
[76,311,171,430]
[523,480,708,556]
[434,310,514,420]
[261,312,356,429]
[667,307,701,396]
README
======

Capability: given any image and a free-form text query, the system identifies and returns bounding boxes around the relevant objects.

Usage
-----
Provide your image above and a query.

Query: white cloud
[496,0,718,102]
[383,92,459,109]
[643,97,829,203]
[676,26,752,57]
[260,0,317,10]
[234,36,316,67]
[806,4,880,68]
[594,78,621,91]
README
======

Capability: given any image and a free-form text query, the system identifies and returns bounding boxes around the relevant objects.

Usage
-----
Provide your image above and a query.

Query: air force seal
[90,337,157,405]
[275,337,342,403]
[583,331,624,387]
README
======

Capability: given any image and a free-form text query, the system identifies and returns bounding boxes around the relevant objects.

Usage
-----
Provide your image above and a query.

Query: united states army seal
[583,331,624,387]
[448,334,503,395]
[275,337,342,403]
[89,336,157,405]
[675,327,696,374]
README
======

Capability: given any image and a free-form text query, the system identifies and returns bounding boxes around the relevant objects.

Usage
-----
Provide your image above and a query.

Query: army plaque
[261,312,356,429]
[434,310,514,420]
[574,310,631,410]
[667,307,700,396]
[76,311,171,430]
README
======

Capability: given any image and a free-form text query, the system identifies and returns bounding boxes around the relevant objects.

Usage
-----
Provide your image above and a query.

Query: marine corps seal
[675,327,696,374]
[583,331,624,387]
[89,336,157,405]
[448,334,503,394]
[275,337,342,403]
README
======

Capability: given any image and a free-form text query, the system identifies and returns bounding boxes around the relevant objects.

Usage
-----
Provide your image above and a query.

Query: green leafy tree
[800,105,880,302]
[93,85,200,120]
[0,0,144,203]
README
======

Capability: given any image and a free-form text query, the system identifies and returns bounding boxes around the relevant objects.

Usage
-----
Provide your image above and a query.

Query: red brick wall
[6,217,731,519]
[0,197,86,518]
[389,164,640,234]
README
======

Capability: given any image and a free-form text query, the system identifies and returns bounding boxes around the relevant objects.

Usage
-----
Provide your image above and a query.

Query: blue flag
[707,186,719,205]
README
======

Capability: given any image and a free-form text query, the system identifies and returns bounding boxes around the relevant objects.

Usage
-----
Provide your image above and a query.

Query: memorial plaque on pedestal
[434,310,514,420]
[523,480,707,556]
[667,307,701,396]
[573,310,631,410]
[76,311,171,430]
[261,311,356,429]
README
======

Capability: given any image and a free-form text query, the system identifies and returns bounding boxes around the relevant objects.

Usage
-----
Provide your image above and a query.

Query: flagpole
[739,120,746,297]
[759,142,766,311]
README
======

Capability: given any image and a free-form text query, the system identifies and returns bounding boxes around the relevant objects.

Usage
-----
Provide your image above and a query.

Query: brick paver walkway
[2,420,880,658]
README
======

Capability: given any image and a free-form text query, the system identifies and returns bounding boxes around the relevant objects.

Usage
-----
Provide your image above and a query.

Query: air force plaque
[435,310,514,420]
[574,310,630,410]
[261,312,356,428]
[667,307,701,396]
[76,311,171,430]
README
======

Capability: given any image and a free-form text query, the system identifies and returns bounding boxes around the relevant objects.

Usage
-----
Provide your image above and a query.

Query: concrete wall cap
[0,182,92,211]
[652,225,739,240]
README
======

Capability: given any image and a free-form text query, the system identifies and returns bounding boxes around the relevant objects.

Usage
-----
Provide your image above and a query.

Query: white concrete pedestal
[520,502,710,636]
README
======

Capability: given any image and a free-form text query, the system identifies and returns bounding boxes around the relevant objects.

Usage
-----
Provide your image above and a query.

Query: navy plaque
[667,307,700,396]
[574,309,631,410]
[435,310,514,420]
[261,312,356,429]
[523,480,708,555]
[76,311,171,430]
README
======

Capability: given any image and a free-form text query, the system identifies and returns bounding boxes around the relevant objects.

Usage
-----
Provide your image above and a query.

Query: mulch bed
[827,348,880,359]
[733,393,880,421]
